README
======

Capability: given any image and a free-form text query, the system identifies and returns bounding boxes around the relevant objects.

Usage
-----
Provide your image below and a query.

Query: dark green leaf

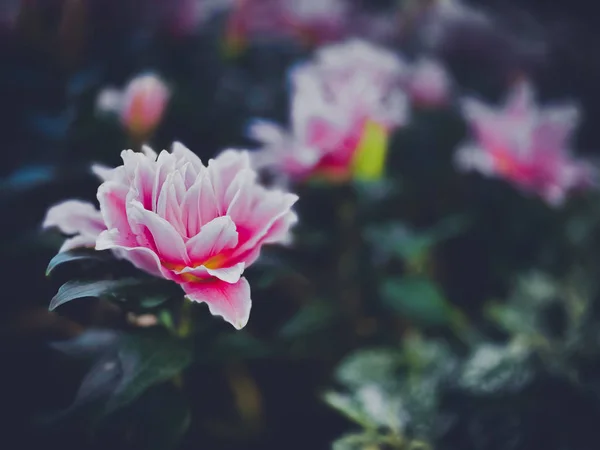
[49,328,121,359]
[323,392,374,428]
[105,331,193,413]
[279,301,337,338]
[381,277,453,326]
[49,278,145,311]
[46,250,107,276]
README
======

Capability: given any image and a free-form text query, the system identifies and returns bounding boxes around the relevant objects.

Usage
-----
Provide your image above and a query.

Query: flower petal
[97,182,132,233]
[186,215,238,263]
[206,262,245,284]
[96,229,171,279]
[43,200,105,236]
[127,201,189,265]
[183,277,252,329]
[208,149,252,213]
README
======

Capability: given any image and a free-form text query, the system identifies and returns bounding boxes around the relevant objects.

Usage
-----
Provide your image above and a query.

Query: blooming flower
[43,143,298,329]
[455,79,596,206]
[249,39,409,182]
[96,73,170,140]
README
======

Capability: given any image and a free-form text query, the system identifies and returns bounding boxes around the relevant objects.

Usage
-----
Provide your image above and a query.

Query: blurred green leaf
[458,343,534,395]
[49,328,121,359]
[323,391,375,429]
[335,348,404,389]
[381,277,453,326]
[279,301,337,338]
[365,216,470,265]
[105,331,193,413]
[49,278,145,311]
[332,432,387,450]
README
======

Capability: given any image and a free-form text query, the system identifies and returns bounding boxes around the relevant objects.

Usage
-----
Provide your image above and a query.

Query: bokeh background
[3,1,600,449]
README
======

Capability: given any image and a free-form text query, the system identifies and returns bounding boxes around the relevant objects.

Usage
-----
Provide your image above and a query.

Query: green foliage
[381,277,454,327]
[50,329,193,423]
[46,249,109,276]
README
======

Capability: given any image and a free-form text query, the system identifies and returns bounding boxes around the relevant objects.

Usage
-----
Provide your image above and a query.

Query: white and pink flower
[43,143,298,329]
[455,79,597,205]
[249,39,409,182]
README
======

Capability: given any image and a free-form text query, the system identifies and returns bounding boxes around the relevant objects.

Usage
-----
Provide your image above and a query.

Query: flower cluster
[249,39,451,183]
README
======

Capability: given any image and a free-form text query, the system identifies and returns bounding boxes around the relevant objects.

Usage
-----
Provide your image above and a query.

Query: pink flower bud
[407,58,451,108]
[97,73,170,139]
[120,74,170,138]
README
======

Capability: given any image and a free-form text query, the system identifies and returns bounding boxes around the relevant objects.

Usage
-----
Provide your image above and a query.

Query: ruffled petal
[183,277,252,329]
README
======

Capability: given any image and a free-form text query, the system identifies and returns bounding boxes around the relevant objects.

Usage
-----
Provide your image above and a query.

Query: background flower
[455,79,596,205]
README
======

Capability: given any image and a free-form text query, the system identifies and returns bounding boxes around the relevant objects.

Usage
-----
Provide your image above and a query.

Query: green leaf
[49,278,144,311]
[365,217,469,264]
[279,301,337,338]
[458,343,534,395]
[335,348,404,389]
[46,249,107,276]
[105,331,193,413]
[323,392,374,428]
[41,330,192,424]
[381,277,453,326]
[332,433,385,450]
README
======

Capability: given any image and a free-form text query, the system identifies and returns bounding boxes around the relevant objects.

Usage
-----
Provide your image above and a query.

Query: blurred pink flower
[43,143,298,329]
[249,39,409,181]
[161,0,234,37]
[223,0,348,54]
[455,80,597,206]
[96,73,170,139]
[406,57,451,108]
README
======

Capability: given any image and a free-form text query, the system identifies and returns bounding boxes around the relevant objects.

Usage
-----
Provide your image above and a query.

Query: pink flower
[455,79,597,206]
[96,73,170,139]
[406,57,451,108]
[249,39,409,182]
[43,143,299,329]
[161,0,234,37]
